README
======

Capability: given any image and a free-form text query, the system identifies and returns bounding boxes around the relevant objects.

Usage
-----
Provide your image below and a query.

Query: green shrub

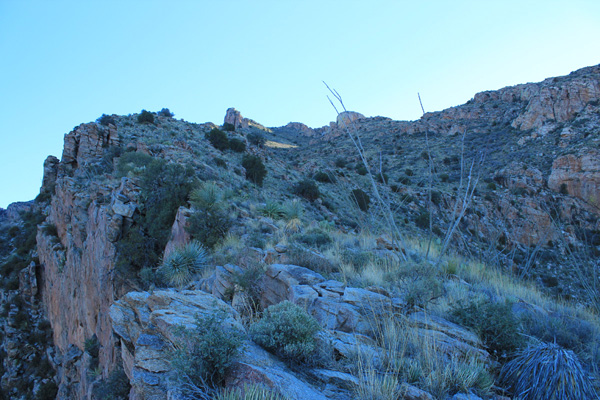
[439,173,449,183]
[247,132,266,147]
[137,109,155,124]
[376,172,389,184]
[250,301,321,361]
[452,299,524,358]
[350,188,370,212]
[115,158,194,279]
[334,158,347,168]
[213,157,227,168]
[559,183,569,195]
[486,182,497,190]
[158,241,207,287]
[296,229,332,249]
[356,165,368,175]
[415,210,429,229]
[405,168,414,176]
[97,113,116,126]
[157,108,174,117]
[431,190,442,206]
[228,138,246,153]
[171,311,243,388]
[206,128,230,151]
[500,342,597,400]
[313,171,335,183]
[242,155,267,186]
[293,179,320,201]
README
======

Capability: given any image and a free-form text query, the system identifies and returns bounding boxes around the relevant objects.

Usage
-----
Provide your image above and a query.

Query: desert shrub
[334,157,347,168]
[439,173,449,183]
[350,188,370,212]
[215,384,287,400]
[415,210,429,229]
[97,113,116,126]
[247,132,266,147]
[241,155,267,186]
[296,229,332,249]
[313,171,335,183]
[206,128,229,151]
[285,247,337,275]
[158,241,208,287]
[500,342,597,400]
[157,108,174,117]
[228,138,246,153]
[405,168,414,176]
[377,172,389,184]
[519,311,596,355]
[452,299,524,358]
[171,311,243,388]
[431,190,442,206]
[486,182,497,190]
[116,151,154,177]
[293,179,320,201]
[250,301,321,362]
[137,109,155,124]
[92,367,130,400]
[222,122,235,132]
[356,165,368,175]
[213,157,227,168]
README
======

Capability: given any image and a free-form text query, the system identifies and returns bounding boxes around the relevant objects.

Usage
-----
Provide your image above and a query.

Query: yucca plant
[190,182,222,211]
[500,342,597,400]
[282,200,304,232]
[158,241,208,287]
[259,201,284,220]
[215,384,287,400]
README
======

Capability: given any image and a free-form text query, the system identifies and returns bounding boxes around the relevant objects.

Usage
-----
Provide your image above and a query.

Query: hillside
[0,65,599,400]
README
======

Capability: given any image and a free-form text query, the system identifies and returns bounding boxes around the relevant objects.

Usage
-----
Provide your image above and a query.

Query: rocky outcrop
[494,162,544,194]
[61,122,119,171]
[110,263,490,399]
[110,289,329,400]
[224,107,270,132]
[548,149,600,209]
[511,66,600,131]
[336,111,365,127]
[42,155,60,191]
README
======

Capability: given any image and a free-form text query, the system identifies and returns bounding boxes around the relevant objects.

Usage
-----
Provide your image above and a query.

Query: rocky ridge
[0,64,598,399]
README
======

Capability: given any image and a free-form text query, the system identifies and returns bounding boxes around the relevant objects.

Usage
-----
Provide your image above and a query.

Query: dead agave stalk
[324,82,408,262]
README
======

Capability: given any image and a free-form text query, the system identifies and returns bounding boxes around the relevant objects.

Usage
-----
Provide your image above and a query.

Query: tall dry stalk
[324,82,408,262]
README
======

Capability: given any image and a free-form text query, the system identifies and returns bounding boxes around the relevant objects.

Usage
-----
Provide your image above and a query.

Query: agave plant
[282,200,304,232]
[190,182,222,211]
[158,241,208,287]
[500,342,597,400]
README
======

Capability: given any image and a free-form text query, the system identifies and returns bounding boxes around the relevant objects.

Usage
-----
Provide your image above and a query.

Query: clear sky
[1,0,599,208]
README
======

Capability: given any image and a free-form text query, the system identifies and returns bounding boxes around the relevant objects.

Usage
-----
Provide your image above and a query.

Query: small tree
[137,109,155,124]
[247,132,266,147]
[158,108,174,117]
[206,128,229,151]
[228,138,246,153]
[242,155,267,186]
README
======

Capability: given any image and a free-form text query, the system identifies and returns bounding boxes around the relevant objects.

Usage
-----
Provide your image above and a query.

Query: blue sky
[1,1,599,208]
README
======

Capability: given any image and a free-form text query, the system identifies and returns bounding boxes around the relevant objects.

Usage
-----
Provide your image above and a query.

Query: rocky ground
[0,65,599,399]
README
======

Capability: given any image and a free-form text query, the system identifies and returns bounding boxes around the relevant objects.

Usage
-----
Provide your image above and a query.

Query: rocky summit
[1,66,599,400]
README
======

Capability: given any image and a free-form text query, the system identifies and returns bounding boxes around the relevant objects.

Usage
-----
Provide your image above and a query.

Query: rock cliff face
[35,122,125,398]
